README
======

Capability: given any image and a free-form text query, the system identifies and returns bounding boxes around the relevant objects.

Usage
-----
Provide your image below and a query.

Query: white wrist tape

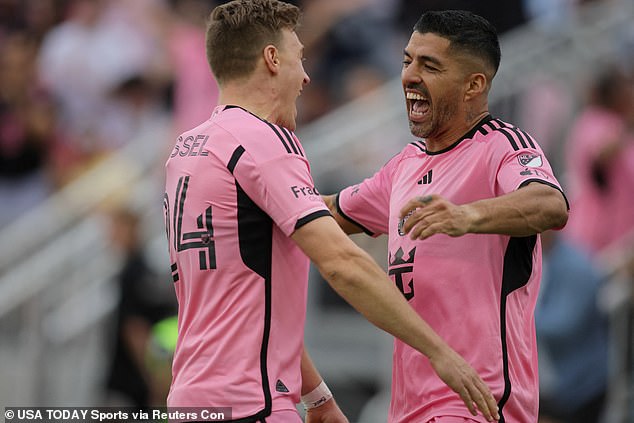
[301,381,333,409]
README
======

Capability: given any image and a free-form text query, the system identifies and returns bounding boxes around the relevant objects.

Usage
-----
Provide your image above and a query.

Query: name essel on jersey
[170,135,210,158]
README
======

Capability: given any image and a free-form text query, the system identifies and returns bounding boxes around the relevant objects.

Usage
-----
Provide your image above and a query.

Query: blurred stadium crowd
[0,0,633,422]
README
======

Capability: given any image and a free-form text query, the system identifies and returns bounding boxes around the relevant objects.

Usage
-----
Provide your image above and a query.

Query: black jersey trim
[493,119,539,151]
[519,179,570,210]
[232,180,274,421]
[482,121,497,133]
[227,145,246,174]
[223,105,299,156]
[497,234,538,422]
[263,121,292,154]
[295,210,332,231]
[409,141,426,153]
[521,130,537,149]
[280,126,304,157]
[335,193,375,236]
[423,114,493,155]
[496,127,520,151]
[512,127,528,149]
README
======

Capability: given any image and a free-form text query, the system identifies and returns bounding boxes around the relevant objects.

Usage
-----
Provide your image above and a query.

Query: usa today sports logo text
[4,407,231,422]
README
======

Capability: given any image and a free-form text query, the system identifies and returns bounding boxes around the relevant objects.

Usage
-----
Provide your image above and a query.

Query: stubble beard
[408,101,454,140]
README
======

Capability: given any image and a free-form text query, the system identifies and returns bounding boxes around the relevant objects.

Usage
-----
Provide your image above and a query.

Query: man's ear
[263,44,280,74]
[464,72,488,101]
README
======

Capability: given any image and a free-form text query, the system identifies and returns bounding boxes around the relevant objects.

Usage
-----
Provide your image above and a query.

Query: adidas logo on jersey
[275,379,289,393]
[417,169,433,185]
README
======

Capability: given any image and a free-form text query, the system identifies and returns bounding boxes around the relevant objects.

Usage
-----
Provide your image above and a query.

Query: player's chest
[387,154,493,215]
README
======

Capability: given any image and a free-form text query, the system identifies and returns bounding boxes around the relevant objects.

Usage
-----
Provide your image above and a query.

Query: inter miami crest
[388,247,416,300]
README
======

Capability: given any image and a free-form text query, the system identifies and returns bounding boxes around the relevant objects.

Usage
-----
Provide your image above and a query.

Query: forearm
[300,348,323,395]
[292,217,499,420]
[320,245,445,359]
[462,183,568,236]
[322,194,364,235]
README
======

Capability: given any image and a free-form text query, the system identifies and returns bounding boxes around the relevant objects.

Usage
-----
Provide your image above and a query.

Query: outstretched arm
[322,194,365,235]
[292,216,500,421]
[399,182,568,240]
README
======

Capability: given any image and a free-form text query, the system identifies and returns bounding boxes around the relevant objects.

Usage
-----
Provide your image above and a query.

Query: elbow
[553,208,569,229]
[319,250,366,296]
[544,193,569,231]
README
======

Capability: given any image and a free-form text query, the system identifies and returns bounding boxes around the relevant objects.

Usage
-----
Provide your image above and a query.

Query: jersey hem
[335,192,376,236]
[518,178,569,210]
[294,209,332,230]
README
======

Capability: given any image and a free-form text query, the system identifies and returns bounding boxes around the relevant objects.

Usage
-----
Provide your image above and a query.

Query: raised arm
[399,182,568,240]
[292,216,500,421]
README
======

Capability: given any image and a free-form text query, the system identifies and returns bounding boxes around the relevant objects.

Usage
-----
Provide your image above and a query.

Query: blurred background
[0,0,633,422]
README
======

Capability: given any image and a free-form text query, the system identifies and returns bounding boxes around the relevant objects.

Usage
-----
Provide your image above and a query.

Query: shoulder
[217,107,306,162]
[385,141,425,167]
[475,117,542,153]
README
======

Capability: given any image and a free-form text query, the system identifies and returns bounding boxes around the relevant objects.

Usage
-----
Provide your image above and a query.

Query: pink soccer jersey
[163,105,330,420]
[338,116,567,423]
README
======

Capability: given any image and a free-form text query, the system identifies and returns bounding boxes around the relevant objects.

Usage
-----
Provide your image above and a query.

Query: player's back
[163,106,321,419]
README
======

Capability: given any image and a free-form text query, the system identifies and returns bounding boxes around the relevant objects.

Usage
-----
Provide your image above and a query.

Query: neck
[425,108,489,152]
[218,78,280,124]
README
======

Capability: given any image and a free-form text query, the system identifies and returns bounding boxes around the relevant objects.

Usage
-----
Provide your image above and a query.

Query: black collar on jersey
[223,104,272,125]
[423,114,493,155]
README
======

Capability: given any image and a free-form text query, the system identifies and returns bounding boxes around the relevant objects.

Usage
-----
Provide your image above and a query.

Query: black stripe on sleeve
[483,121,497,132]
[293,133,306,157]
[509,127,528,149]
[520,130,537,149]
[227,145,246,173]
[519,179,570,210]
[294,210,332,230]
[280,127,304,156]
[263,122,292,154]
[335,193,375,236]
[496,128,520,151]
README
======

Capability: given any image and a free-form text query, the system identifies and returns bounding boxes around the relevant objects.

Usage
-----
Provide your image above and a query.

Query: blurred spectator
[297,0,401,124]
[0,33,60,227]
[523,0,611,33]
[160,0,220,135]
[0,0,62,44]
[517,74,576,173]
[37,0,169,169]
[535,230,609,423]
[104,207,176,407]
[562,65,634,254]
[523,0,576,32]
[102,74,171,156]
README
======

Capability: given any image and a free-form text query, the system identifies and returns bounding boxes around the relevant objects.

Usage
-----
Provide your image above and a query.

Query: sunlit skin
[266,29,310,131]
[402,32,490,152]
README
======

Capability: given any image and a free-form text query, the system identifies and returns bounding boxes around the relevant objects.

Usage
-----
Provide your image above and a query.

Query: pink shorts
[425,417,480,423]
